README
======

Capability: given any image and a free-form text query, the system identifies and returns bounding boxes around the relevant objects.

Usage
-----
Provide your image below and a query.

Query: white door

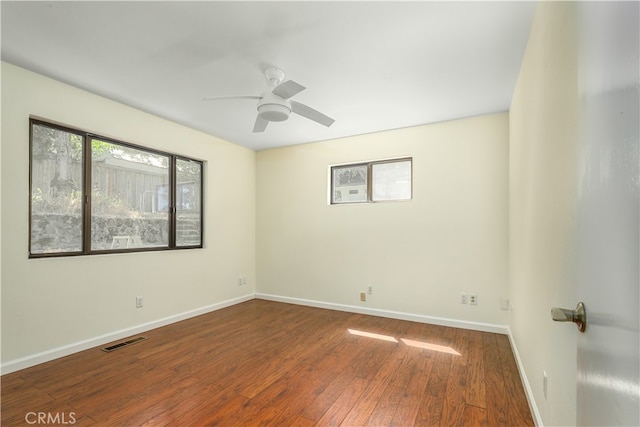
[575,2,639,425]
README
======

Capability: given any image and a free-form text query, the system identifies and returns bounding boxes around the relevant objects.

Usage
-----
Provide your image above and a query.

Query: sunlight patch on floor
[401,338,461,355]
[348,328,461,356]
[348,328,398,342]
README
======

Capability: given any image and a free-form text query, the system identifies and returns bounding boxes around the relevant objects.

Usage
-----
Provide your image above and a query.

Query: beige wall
[257,113,509,327]
[509,2,578,426]
[1,63,256,366]
[2,62,510,370]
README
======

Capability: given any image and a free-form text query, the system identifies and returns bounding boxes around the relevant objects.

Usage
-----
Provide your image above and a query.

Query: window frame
[29,118,204,258]
[330,157,413,205]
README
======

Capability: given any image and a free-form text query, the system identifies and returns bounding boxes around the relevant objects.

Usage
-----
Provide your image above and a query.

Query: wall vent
[102,336,147,352]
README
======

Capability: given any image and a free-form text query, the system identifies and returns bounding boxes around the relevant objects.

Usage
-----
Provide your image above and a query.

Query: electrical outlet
[469,294,478,305]
[500,298,510,310]
[136,296,143,308]
[237,276,247,286]
[543,371,548,399]
[460,293,468,304]
[360,292,366,302]
[367,285,373,295]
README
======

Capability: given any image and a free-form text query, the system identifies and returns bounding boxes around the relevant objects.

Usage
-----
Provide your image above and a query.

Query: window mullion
[83,135,92,253]
[367,164,373,202]
[169,156,177,248]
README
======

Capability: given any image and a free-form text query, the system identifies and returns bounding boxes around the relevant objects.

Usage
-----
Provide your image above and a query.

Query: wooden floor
[2,300,534,426]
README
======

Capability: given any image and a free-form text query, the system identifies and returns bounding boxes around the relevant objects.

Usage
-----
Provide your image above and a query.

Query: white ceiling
[1,1,536,151]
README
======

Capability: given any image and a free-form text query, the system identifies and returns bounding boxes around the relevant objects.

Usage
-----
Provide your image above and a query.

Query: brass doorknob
[551,302,586,332]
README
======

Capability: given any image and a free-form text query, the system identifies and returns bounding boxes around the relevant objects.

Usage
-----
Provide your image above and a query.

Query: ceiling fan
[203,67,335,133]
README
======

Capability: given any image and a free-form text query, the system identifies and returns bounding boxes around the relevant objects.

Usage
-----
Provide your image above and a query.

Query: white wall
[256,113,509,328]
[509,2,579,426]
[1,63,256,368]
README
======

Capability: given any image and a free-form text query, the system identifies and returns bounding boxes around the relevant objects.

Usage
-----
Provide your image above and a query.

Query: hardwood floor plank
[315,377,368,427]
[399,332,452,426]
[365,383,406,426]
[215,362,314,426]
[415,391,446,426]
[0,386,58,423]
[389,356,434,426]
[464,404,489,427]
[365,322,426,425]
[44,355,147,402]
[1,300,534,426]
[71,367,178,420]
[190,393,250,426]
[340,327,417,426]
[100,375,200,425]
[167,379,247,426]
[482,332,510,426]
[136,382,223,426]
[24,348,137,397]
[338,375,394,425]
[465,330,487,408]
[0,375,41,405]
[292,415,316,426]
[424,352,453,397]
[440,362,469,426]
[346,337,399,381]
[301,366,361,422]
[238,353,298,399]
[453,327,471,366]
[257,363,339,426]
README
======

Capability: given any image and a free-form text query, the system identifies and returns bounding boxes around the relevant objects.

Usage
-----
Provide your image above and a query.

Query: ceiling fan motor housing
[258,91,291,122]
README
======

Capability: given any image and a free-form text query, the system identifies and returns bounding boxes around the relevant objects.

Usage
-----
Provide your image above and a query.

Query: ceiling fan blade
[272,80,305,99]
[253,115,269,133]
[291,101,335,127]
[202,95,260,101]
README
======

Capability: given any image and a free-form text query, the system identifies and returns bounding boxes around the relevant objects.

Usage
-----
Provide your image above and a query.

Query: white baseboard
[256,293,509,335]
[1,293,255,375]
[507,327,544,426]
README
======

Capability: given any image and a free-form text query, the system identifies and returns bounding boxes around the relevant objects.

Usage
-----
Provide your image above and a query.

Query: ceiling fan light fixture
[203,67,333,132]
[258,103,291,122]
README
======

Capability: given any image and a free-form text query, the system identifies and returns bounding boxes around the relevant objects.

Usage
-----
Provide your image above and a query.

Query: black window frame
[29,118,204,258]
[330,157,413,204]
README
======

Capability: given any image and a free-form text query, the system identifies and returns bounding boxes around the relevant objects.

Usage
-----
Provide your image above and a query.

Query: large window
[30,119,203,257]
[331,158,412,204]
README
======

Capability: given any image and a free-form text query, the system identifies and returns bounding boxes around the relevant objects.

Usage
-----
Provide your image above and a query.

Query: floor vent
[102,336,147,352]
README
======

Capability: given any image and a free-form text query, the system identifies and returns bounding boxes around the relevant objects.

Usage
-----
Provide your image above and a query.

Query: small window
[331,158,412,204]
